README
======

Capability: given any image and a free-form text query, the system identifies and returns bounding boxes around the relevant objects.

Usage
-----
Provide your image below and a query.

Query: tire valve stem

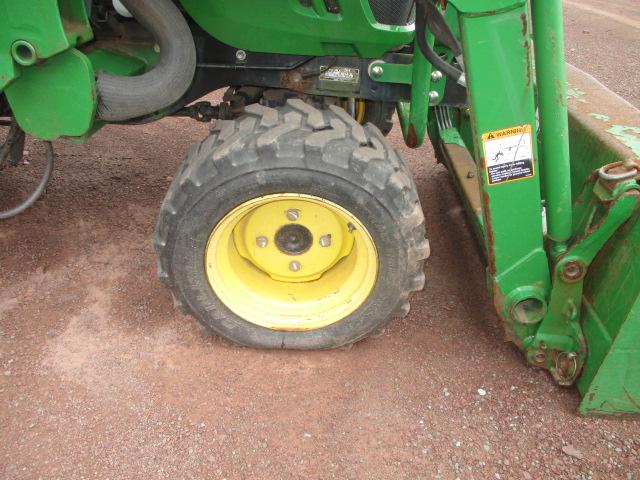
[256,236,268,248]
[289,261,301,272]
[319,234,332,247]
[347,222,356,233]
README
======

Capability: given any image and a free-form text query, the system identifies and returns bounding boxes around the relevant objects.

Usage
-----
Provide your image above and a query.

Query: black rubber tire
[154,99,429,349]
[362,101,396,136]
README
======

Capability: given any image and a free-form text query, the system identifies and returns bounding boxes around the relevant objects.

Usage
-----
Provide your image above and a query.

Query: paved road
[1,3,639,479]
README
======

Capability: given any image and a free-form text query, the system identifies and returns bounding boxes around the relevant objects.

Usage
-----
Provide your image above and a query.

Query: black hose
[415,2,466,87]
[419,0,463,60]
[96,0,196,122]
[0,141,54,220]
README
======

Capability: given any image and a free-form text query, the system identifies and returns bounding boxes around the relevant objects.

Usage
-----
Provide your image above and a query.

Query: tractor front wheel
[154,99,428,349]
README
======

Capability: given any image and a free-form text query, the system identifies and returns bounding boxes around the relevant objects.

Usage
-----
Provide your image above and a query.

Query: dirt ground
[1,3,639,479]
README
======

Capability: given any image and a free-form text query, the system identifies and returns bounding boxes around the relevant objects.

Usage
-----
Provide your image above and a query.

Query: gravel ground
[1,2,639,479]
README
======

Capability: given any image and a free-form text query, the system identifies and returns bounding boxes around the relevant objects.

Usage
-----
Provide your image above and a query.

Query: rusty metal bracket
[525,185,640,385]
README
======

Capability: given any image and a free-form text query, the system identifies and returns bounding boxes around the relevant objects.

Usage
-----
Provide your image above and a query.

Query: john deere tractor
[1,0,639,415]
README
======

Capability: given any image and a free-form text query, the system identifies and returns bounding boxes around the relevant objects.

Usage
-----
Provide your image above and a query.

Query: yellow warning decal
[482,124,534,185]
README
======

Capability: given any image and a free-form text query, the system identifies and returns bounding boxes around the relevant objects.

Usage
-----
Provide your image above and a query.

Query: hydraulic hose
[415,1,466,87]
[0,141,54,220]
[96,0,196,122]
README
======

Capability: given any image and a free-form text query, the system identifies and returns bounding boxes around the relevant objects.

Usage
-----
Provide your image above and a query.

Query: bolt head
[235,50,247,62]
[371,65,384,78]
[289,261,301,272]
[286,209,300,221]
[431,70,443,82]
[533,350,546,364]
[319,234,332,247]
[256,236,268,248]
[561,260,584,282]
[428,91,440,103]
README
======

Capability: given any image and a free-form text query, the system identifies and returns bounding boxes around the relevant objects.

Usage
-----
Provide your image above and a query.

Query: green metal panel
[448,0,550,342]
[4,49,96,140]
[0,0,92,90]
[579,217,640,414]
[178,0,414,57]
[564,65,640,414]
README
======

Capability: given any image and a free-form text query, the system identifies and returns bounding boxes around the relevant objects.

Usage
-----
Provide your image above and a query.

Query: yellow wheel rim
[205,193,378,331]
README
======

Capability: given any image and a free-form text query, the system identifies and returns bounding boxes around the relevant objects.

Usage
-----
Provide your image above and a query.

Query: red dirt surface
[1,4,639,478]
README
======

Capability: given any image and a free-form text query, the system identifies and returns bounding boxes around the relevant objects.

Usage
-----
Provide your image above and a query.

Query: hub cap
[204,193,378,330]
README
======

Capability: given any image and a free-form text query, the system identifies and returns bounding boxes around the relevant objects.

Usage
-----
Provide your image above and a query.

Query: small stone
[562,444,584,460]
[478,388,487,396]
[523,472,532,480]
[3,370,10,376]
[303,432,312,439]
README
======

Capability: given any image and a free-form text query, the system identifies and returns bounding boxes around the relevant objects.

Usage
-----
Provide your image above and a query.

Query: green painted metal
[564,64,640,414]
[369,60,413,85]
[4,49,96,140]
[178,0,413,58]
[531,0,572,255]
[526,191,639,384]
[429,0,640,414]
[579,212,640,414]
[3,44,159,141]
[402,38,436,148]
[369,42,434,148]
[446,0,551,347]
[1,0,160,141]
[0,0,93,90]
[395,45,433,148]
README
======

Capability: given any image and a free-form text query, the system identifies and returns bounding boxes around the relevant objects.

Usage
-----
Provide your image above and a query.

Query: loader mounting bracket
[525,166,640,385]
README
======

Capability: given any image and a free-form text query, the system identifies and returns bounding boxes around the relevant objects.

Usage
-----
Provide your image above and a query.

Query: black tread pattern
[155,99,429,342]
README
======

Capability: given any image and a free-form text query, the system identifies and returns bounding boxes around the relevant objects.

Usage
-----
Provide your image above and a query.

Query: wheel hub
[275,223,313,255]
[204,193,378,330]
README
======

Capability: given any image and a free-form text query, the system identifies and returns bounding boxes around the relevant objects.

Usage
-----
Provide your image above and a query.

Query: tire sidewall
[171,166,409,349]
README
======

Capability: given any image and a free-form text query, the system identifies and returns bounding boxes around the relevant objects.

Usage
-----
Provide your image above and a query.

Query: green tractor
[1,0,639,415]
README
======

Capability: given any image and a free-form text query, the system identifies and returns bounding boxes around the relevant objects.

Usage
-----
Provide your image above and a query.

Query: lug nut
[286,209,300,221]
[428,91,440,103]
[256,236,268,248]
[319,235,332,247]
[371,65,384,78]
[431,70,443,82]
[289,261,301,272]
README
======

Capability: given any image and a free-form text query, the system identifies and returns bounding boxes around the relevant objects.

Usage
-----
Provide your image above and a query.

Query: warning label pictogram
[481,125,534,185]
